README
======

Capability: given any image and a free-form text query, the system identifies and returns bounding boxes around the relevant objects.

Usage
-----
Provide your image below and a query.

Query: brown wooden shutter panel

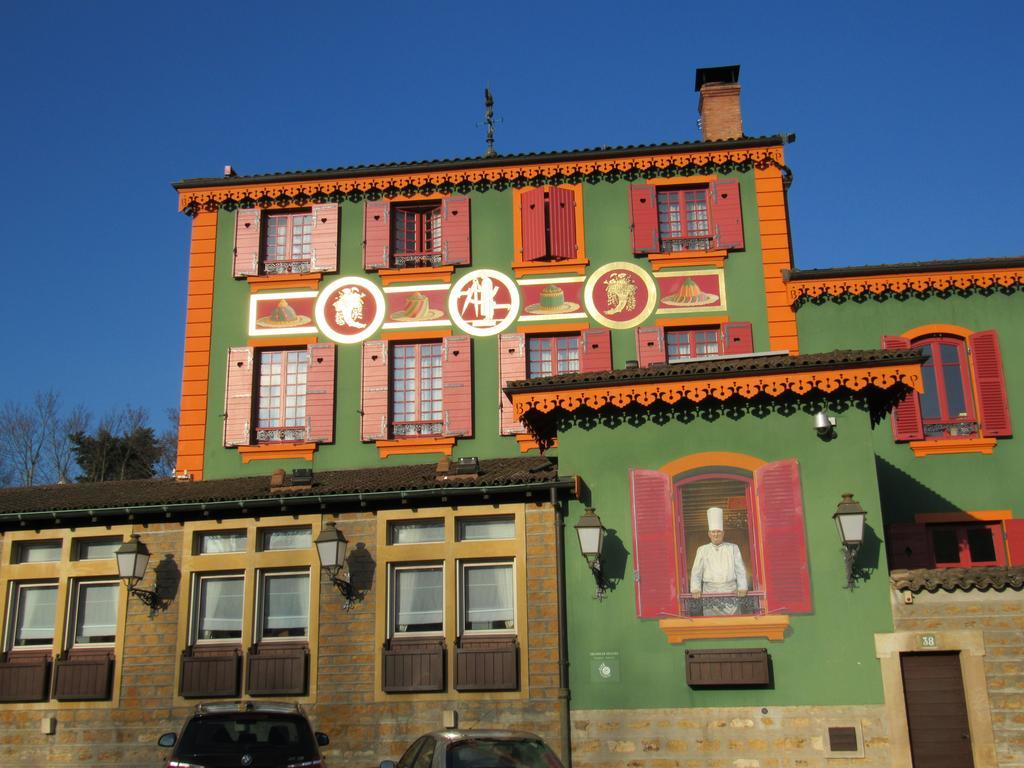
[360,341,390,441]
[363,200,391,270]
[520,187,548,261]
[710,180,744,250]
[0,654,50,702]
[885,523,934,569]
[305,343,335,443]
[234,209,261,277]
[498,333,527,436]
[441,196,471,266]
[686,648,770,686]
[442,335,473,437]
[969,330,1012,437]
[756,459,812,615]
[580,328,612,373]
[310,203,339,273]
[722,321,754,355]
[630,468,680,619]
[882,335,924,441]
[547,186,577,260]
[635,326,667,368]
[1005,519,1024,566]
[629,184,660,254]
[224,347,254,447]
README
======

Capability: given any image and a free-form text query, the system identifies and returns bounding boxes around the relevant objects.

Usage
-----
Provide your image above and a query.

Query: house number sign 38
[919,634,937,648]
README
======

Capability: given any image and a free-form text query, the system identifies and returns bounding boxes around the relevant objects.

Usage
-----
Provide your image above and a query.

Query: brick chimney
[696,65,742,141]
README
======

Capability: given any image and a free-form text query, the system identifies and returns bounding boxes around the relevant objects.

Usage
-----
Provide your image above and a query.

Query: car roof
[427,729,547,743]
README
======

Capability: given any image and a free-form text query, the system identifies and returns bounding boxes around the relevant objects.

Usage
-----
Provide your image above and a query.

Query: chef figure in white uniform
[689,506,748,616]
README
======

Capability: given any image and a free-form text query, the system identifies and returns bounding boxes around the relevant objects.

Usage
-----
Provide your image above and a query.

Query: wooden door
[901,652,974,767]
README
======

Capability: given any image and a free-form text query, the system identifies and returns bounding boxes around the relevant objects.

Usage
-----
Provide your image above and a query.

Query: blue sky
[2,1,1021,430]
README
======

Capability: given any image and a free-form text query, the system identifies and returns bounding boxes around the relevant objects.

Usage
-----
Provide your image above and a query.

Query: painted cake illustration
[390,292,444,322]
[255,299,311,328]
[661,278,719,307]
[525,284,580,314]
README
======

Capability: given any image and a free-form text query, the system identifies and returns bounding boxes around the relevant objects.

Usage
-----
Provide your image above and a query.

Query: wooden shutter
[1005,519,1024,566]
[441,196,471,266]
[882,335,924,441]
[580,328,612,373]
[520,187,547,261]
[885,523,934,570]
[635,326,666,368]
[630,469,680,619]
[310,203,339,273]
[710,180,744,250]
[756,459,812,615]
[234,209,261,277]
[224,347,254,447]
[305,343,335,443]
[360,341,389,441]
[498,333,527,436]
[722,321,754,355]
[442,335,473,437]
[547,186,577,260]
[363,201,391,271]
[629,184,660,254]
[969,330,1012,437]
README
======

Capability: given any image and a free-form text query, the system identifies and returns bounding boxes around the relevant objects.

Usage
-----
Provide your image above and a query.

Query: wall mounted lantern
[833,493,867,589]
[574,507,608,600]
[813,408,837,437]
[315,521,355,608]
[115,534,163,608]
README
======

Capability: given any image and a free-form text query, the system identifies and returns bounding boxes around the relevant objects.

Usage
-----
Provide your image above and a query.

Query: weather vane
[484,87,496,157]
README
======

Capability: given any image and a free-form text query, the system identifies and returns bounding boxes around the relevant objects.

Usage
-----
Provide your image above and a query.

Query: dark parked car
[158,701,329,768]
[380,729,564,768]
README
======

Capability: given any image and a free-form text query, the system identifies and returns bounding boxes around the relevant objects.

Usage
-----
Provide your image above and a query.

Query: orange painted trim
[787,266,1024,304]
[247,273,323,292]
[177,146,787,212]
[512,260,588,278]
[900,323,973,341]
[658,615,790,643]
[644,175,718,187]
[237,443,317,463]
[248,336,319,348]
[381,329,452,341]
[914,510,1011,523]
[648,250,727,270]
[511,184,588,277]
[909,437,997,457]
[655,315,727,328]
[515,434,556,453]
[379,265,455,286]
[755,165,798,353]
[515,321,590,334]
[376,436,455,458]
[658,451,765,478]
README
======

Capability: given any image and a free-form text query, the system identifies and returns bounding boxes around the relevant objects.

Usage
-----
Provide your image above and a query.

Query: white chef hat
[706,506,724,531]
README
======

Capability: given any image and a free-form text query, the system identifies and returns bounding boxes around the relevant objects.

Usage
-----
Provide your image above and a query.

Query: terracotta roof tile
[890,566,1024,593]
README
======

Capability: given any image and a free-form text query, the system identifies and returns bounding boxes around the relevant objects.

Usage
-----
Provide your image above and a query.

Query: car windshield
[177,713,316,754]
[448,738,564,768]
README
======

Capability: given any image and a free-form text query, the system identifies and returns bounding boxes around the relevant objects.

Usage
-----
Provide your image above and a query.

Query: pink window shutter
[722,321,754,355]
[635,326,667,368]
[629,469,680,619]
[884,523,934,570]
[310,203,339,273]
[442,335,473,437]
[363,201,391,271]
[520,187,548,261]
[441,196,471,266]
[234,209,261,277]
[969,330,1012,437]
[710,180,744,250]
[360,341,390,441]
[547,186,578,260]
[223,347,254,447]
[628,184,660,254]
[498,333,527,436]
[756,459,812,615]
[1005,519,1024,566]
[882,335,924,441]
[305,343,336,443]
[580,328,612,373]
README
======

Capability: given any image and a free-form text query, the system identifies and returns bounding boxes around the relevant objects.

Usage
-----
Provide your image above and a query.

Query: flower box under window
[53,650,113,701]
[0,652,50,703]
[180,646,241,698]
[246,643,308,696]
[382,638,446,693]
[454,635,518,691]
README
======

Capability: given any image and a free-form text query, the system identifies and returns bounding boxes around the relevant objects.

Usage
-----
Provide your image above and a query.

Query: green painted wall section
[554,400,891,709]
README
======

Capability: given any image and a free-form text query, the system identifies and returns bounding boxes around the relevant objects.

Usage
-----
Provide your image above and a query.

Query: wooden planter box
[180,647,241,698]
[382,638,445,693]
[246,644,307,696]
[455,636,518,691]
[685,648,770,687]
[53,652,113,701]
[0,654,50,703]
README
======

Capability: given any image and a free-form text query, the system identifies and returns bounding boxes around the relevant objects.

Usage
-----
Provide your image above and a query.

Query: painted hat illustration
[255,299,311,328]
[525,284,580,314]
[661,278,719,307]
[390,292,445,322]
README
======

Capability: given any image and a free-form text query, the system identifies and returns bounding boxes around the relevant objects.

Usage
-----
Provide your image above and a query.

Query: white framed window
[193,573,244,643]
[390,564,444,637]
[457,516,515,542]
[459,561,515,634]
[7,582,58,649]
[390,519,445,544]
[195,530,248,554]
[13,540,62,564]
[259,526,312,552]
[74,536,122,561]
[256,570,310,641]
[68,580,119,647]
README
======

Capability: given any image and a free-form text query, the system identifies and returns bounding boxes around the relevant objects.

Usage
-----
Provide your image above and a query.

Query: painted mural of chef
[689,506,748,616]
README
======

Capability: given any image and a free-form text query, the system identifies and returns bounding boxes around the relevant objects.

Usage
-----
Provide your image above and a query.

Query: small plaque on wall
[589,651,620,683]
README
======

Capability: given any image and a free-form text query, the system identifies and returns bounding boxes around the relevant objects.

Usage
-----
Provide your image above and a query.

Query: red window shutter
[360,341,390,441]
[710,180,744,250]
[755,459,812,615]
[441,196,471,266]
[498,333,527,436]
[363,201,391,271]
[580,328,612,373]
[224,347,254,447]
[234,209,261,277]
[969,330,1012,437]
[442,335,473,437]
[310,203,339,273]
[629,184,660,254]
[884,523,934,569]
[882,335,924,441]
[630,469,680,619]
[635,326,666,368]
[305,343,335,443]
[520,187,547,261]
[722,321,754,355]
[547,186,578,260]
[1005,519,1024,566]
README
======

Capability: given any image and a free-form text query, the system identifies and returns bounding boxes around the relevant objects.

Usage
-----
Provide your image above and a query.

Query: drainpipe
[551,485,572,767]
